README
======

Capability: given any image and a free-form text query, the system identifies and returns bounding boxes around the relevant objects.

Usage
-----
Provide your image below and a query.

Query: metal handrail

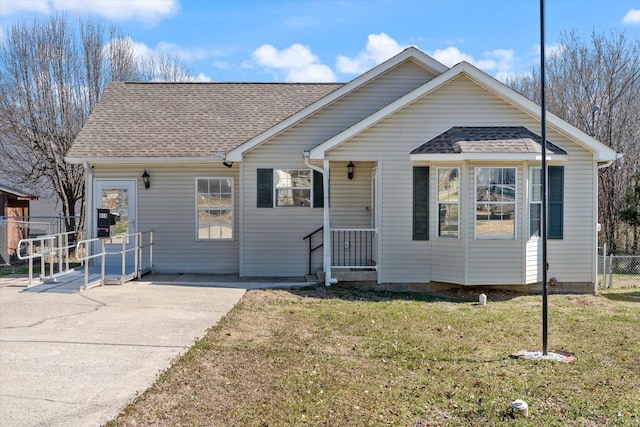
[303,226,324,275]
[76,237,106,289]
[17,231,80,287]
[77,231,154,288]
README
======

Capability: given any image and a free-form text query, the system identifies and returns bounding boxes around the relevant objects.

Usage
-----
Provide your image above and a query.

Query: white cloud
[429,46,474,67]
[155,41,223,62]
[128,39,155,60]
[622,9,640,25]
[191,72,212,82]
[430,46,518,82]
[336,33,407,74]
[2,0,178,25]
[250,43,336,82]
[531,43,565,58]
[0,0,49,15]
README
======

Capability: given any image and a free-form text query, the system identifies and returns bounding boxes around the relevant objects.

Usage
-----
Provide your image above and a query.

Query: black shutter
[257,169,273,208]
[313,170,324,208]
[413,167,429,240]
[548,166,564,239]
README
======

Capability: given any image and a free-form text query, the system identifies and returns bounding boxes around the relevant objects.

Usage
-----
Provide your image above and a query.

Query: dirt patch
[565,294,612,307]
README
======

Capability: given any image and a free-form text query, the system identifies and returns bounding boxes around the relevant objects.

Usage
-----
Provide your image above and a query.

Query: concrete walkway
[0,275,278,427]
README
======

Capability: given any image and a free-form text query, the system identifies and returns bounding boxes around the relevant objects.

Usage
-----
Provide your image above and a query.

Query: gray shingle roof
[0,185,38,200]
[68,82,343,159]
[411,126,567,155]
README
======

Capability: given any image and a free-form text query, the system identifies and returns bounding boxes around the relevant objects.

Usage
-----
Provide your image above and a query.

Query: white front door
[94,180,137,275]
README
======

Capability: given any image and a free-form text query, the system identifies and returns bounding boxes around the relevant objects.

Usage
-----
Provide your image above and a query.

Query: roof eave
[66,156,226,165]
[309,61,617,161]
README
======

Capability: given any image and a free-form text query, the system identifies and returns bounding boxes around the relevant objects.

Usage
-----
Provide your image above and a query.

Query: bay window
[475,167,516,239]
[437,167,459,238]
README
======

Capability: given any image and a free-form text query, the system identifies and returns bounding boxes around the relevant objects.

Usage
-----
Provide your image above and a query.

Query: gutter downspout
[83,161,93,240]
[304,152,337,286]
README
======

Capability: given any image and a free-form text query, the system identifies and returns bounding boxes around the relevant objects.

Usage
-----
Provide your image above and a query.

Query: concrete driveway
[0,277,246,427]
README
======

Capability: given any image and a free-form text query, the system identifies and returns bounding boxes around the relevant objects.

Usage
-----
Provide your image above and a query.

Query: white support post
[28,240,34,287]
[323,159,332,287]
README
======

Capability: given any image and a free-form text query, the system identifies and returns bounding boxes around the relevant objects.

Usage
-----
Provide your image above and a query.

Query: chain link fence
[0,216,82,265]
[598,245,640,288]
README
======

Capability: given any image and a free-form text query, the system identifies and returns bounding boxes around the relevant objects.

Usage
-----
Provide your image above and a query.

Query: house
[66,47,617,292]
[0,185,38,264]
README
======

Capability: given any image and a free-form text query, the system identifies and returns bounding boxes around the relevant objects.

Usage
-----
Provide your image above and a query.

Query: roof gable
[309,61,617,162]
[225,47,448,161]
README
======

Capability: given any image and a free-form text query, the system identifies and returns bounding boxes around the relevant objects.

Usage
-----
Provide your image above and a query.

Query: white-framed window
[475,167,517,240]
[196,177,233,240]
[529,168,542,238]
[275,169,312,207]
[437,167,460,238]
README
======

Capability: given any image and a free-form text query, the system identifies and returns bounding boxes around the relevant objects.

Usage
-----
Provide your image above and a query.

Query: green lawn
[108,286,640,426]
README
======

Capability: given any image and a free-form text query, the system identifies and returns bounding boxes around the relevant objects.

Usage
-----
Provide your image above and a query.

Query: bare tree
[508,30,640,251]
[0,14,193,232]
[139,53,194,82]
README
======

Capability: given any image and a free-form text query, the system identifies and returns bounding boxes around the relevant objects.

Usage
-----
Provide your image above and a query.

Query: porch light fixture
[223,161,233,168]
[347,161,355,180]
[141,170,150,189]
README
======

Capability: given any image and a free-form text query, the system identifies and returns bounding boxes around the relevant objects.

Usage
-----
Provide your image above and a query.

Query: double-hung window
[529,168,543,238]
[437,167,459,238]
[475,167,517,239]
[196,178,233,240]
[275,169,312,207]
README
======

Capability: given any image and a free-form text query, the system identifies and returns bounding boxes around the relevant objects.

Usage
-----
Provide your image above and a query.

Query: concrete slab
[0,277,246,427]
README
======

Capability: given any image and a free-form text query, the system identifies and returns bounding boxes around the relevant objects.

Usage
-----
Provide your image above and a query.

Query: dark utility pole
[540,0,549,356]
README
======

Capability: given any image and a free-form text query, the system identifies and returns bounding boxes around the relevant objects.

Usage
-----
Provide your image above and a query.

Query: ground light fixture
[141,170,150,189]
[347,161,355,180]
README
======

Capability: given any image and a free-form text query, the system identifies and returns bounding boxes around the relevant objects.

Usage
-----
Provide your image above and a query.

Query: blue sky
[2,0,639,83]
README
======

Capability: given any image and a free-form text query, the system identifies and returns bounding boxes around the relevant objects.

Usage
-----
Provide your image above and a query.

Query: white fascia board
[309,61,617,162]
[409,153,568,162]
[226,47,449,162]
[65,156,224,165]
[309,63,467,159]
[457,63,618,162]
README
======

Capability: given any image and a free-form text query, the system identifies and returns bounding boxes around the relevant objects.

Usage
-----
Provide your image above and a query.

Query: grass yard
[605,274,640,289]
[108,286,640,426]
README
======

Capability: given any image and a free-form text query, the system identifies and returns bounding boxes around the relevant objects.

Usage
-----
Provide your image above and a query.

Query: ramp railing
[76,231,153,288]
[76,237,107,289]
[17,231,80,287]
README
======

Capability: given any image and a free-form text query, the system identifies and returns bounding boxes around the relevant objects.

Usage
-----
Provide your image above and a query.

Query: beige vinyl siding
[92,164,240,274]
[240,60,437,276]
[327,74,598,285]
[526,241,542,283]
[329,161,373,228]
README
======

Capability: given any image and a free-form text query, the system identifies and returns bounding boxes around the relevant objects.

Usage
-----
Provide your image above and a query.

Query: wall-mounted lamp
[223,161,233,168]
[141,170,150,189]
[347,161,355,180]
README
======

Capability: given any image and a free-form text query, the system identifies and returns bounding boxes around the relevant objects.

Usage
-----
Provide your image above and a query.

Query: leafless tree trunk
[508,30,640,251]
[139,53,193,82]
[0,14,193,233]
